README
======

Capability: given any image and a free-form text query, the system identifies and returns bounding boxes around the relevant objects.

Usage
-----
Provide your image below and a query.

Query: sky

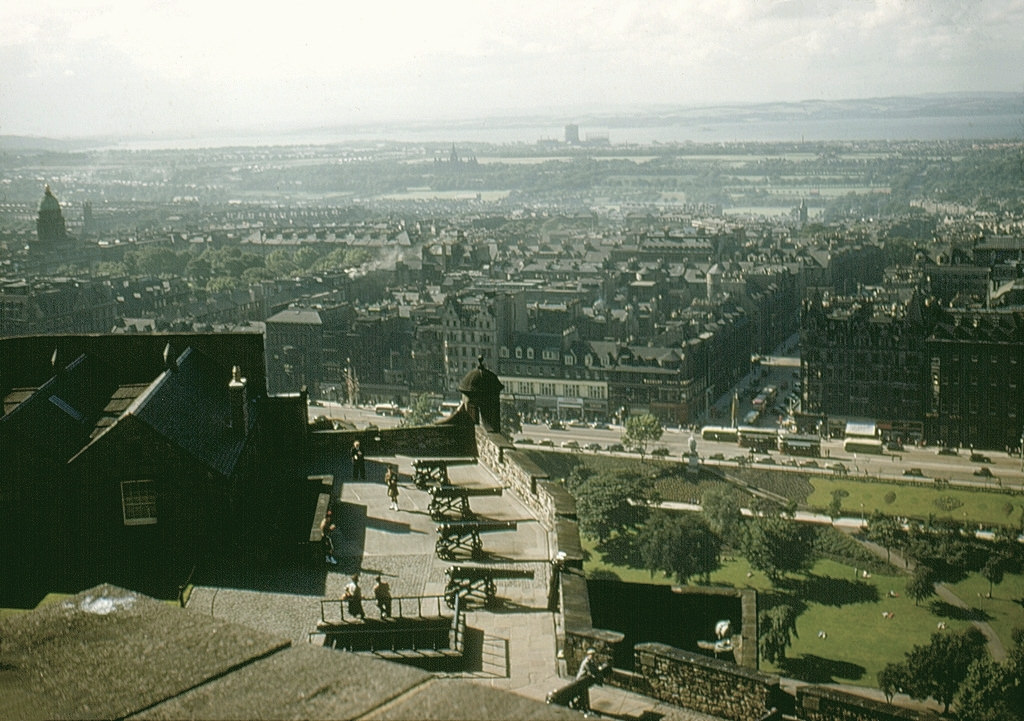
[2,0,1023,140]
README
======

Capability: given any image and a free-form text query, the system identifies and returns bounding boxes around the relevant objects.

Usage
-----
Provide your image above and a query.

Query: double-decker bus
[701,425,739,443]
[844,438,883,454]
[780,433,821,457]
[737,426,779,452]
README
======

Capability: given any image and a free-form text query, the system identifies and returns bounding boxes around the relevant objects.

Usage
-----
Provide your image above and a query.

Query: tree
[402,394,438,427]
[901,627,987,713]
[568,467,657,543]
[877,662,906,705]
[701,485,743,547]
[906,565,936,606]
[639,511,721,585]
[955,656,1017,721]
[758,604,798,664]
[982,555,1005,599]
[740,512,817,582]
[622,413,663,461]
[500,401,522,437]
[867,512,902,564]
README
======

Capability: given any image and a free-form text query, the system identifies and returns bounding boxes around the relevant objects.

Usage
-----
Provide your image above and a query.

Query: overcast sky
[2,0,1023,139]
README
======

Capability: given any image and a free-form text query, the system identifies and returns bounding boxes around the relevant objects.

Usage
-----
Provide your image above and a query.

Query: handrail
[312,592,467,657]
[319,594,447,624]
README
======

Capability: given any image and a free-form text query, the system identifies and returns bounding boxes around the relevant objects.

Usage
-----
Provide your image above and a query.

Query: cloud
[2,0,1022,137]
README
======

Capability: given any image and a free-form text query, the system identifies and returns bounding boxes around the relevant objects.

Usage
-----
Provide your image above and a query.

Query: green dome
[39,186,61,213]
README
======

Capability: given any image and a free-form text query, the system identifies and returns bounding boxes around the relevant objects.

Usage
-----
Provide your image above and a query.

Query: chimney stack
[229,365,248,433]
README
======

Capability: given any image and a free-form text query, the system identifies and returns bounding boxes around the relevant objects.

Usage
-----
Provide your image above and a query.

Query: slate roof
[129,347,249,477]
[0,353,121,461]
[0,585,578,721]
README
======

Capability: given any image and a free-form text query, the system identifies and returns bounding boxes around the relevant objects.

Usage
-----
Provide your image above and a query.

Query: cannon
[444,564,535,608]
[428,485,503,521]
[413,459,450,489]
[434,519,517,560]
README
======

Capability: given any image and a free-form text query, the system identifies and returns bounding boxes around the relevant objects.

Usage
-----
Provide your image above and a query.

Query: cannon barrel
[445,564,535,581]
[429,485,503,499]
[437,520,517,535]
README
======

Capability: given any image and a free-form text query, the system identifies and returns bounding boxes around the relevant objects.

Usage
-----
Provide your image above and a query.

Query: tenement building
[801,289,1024,450]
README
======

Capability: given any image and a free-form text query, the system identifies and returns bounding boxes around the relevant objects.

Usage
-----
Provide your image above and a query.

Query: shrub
[934,496,964,512]
[884,491,897,504]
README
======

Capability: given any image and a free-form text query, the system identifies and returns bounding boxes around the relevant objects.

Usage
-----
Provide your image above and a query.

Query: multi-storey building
[442,291,526,393]
[801,289,1024,449]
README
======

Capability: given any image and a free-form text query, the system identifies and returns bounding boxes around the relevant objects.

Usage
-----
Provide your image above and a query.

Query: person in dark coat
[351,440,366,480]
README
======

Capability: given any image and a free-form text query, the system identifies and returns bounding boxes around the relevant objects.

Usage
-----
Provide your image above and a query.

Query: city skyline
[3,0,1024,141]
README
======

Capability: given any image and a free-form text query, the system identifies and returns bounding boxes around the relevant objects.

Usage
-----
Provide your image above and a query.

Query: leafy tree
[982,555,1005,599]
[621,413,663,461]
[758,604,798,664]
[906,565,936,606]
[867,511,903,564]
[900,627,987,713]
[827,489,846,519]
[402,394,438,427]
[701,485,743,547]
[568,467,657,542]
[877,662,907,705]
[740,512,817,582]
[955,656,1017,721]
[500,401,522,437]
[639,511,721,585]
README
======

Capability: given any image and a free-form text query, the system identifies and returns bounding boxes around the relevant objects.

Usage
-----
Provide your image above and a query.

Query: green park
[518,443,1024,711]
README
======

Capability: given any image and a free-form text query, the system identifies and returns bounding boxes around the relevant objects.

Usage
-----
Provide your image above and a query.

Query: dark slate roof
[128,346,249,477]
[0,585,578,721]
[0,353,120,461]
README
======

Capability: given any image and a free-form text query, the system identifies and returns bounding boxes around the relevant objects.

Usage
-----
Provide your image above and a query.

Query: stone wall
[796,686,935,721]
[635,642,784,721]
[475,428,559,531]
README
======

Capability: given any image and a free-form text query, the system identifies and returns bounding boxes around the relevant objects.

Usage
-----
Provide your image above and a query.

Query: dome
[458,357,503,395]
[39,186,61,213]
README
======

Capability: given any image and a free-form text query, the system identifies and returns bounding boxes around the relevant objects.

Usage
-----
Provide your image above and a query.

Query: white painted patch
[72,595,136,615]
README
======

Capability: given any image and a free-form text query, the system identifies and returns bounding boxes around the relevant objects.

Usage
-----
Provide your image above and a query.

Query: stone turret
[457,356,504,433]
[36,185,68,243]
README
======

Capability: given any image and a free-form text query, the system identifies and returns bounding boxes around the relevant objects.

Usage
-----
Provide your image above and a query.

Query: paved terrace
[187,455,721,720]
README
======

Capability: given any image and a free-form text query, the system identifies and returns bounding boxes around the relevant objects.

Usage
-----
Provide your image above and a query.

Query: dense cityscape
[3,100,1024,720]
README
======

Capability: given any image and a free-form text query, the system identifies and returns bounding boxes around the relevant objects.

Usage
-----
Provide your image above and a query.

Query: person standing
[342,574,365,620]
[351,440,366,480]
[573,648,603,712]
[373,575,393,618]
[320,509,338,565]
[385,467,399,511]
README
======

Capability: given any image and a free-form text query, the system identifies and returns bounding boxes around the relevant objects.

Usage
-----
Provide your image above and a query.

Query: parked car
[886,441,904,451]
[561,440,580,450]
[799,460,819,468]
[937,447,958,456]
[548,421,565,431]
[974,466,994,477]
[970,453,992,464]
[607,443,625,452]
[709,452,726,460]
[903,468,926,477]
[585,442,602,451]
[518,437,534,445]
[538,438,554,447]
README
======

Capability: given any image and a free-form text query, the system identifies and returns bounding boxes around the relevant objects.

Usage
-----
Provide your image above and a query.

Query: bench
[444,564,535,608]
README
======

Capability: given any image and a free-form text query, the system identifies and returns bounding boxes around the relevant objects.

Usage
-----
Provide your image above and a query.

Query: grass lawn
[584,536,993,687]
[807,476,1023,527]
[947,571,1024,651]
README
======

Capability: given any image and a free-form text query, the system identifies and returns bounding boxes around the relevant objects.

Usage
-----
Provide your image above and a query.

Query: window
[121,480,156,526]
[526,348,534,360]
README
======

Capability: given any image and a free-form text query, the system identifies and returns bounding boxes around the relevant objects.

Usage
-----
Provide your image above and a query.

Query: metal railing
[309,593,466,657]
[318,594,447,624]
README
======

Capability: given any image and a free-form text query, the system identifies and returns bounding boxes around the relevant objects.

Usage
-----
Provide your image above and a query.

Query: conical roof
[458,356,503,395]
[39,185,61,213]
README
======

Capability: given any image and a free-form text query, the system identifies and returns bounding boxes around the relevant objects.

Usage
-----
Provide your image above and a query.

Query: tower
[36,185,68,243]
